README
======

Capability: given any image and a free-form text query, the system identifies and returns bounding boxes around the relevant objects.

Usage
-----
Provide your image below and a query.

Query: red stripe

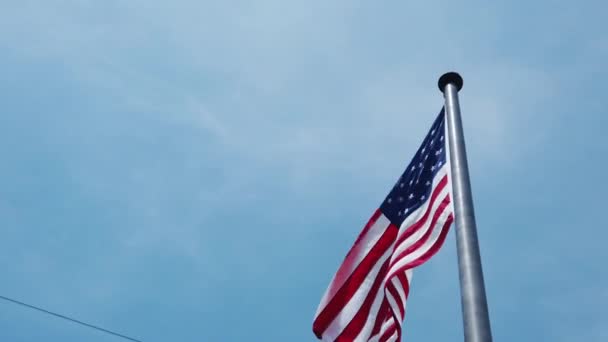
[386,283,405,321]
[402,214,453,269]
[319,209,383,304]
[314,208,383,335]
[334,257,392,341]
[385,214,454,280]
[388,295,403,342]
[354,209,383,245]
[394,175,448,247]
[380,219,449,342]
[389,195,451,269]
[396,273,411,330]
[313,224,398,338]
[397,273,410,298]
[370,300,389,338]
[388,271,412,321]
[313,173,454,341]
[382,210,452,342]
[379,320,397,342]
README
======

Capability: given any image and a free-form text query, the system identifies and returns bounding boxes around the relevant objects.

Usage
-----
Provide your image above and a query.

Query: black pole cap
[438,72,463,93]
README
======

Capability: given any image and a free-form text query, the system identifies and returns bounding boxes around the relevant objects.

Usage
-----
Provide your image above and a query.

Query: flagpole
[438,72,493,342]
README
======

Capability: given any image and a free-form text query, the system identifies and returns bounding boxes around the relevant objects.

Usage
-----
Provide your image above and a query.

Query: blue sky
[0,1,607,341]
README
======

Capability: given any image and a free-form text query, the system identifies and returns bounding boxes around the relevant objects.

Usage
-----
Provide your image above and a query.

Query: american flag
[313,109,455,342]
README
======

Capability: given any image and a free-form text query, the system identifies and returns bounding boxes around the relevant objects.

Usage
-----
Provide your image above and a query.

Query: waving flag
[313,109,454,342]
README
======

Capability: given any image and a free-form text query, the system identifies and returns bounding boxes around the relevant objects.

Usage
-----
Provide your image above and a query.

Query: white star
[431,129,435,135]
[387,198,392,204]
[411,165,416,171]
[421,147,426,154]
[431,165,436,171]
[408,193,414,199]
[440,135,444,141]
[398,196,404,202]
[404,208,409,214]
[400,183,404,188]
[430,140,435,146]
[424,154,429,160]
[426,180,431,186]
[437,161,442,166]
[421,195,426,200]
[409,180,413,186]
[398,211,402,216]
[418,162,423,168]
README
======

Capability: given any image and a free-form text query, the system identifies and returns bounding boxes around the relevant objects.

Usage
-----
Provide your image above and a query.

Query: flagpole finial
[438,72,463,93]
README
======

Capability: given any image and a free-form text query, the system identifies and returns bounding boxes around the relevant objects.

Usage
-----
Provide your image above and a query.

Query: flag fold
[313,109,454,342]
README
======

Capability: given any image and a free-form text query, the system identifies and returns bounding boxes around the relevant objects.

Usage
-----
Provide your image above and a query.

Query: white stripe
[391,277,407,314]
[385,290,402,323]
[315,214,391,316]
[386,206,452,280]
[404,269,413,295]
[368,317,394,342]
[389,186,450,267]
[380,318,394,335]
[369,334,381,342]
[385,330,399,342]
[352,246,413,342]
[322,240,395,341]
[395,270,413,323]
[390,166,449,259]
[395,179,449,251]
[354,280,389,341]
[392,166,448,239]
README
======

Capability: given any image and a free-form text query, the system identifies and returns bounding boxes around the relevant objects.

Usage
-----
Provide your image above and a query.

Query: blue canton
[380,109,448,227]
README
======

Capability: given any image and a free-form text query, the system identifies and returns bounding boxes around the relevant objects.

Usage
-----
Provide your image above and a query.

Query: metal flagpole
[438,72,493,342]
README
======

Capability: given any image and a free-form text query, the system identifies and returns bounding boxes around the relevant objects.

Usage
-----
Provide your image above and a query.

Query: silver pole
[438,72,493,342]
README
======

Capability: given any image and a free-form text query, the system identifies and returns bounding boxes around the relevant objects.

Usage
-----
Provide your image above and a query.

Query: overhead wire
[0,295,143,342]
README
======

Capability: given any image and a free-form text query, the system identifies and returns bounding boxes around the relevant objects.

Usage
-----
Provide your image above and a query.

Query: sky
[0,1,607,341]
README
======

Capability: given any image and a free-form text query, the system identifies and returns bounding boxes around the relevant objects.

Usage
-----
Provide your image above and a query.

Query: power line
[0,295,143,342]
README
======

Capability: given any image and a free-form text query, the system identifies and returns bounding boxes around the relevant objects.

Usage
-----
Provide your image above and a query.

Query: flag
[313,109,454,342]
